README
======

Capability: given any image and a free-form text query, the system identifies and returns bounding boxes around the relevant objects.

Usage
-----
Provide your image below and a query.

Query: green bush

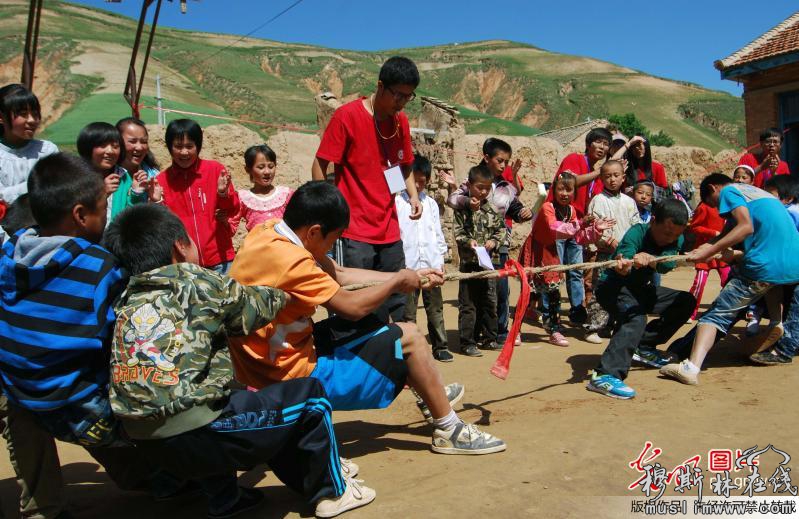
[608,113,675,147]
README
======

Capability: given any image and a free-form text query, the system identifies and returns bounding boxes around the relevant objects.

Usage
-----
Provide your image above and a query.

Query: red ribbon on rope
[490,259,530,380]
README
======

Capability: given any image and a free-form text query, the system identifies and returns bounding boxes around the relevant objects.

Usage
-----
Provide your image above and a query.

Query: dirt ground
[2,267,798,519]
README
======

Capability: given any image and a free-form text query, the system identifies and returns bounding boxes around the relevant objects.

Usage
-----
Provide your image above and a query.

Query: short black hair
[585,128,612,149]
[764,175,798,202]
[104,204,190,275]
[760,127,783,143]
[77,122,125,165]
[600,159,624,174]
[116,116,160,170]
[0,83,41,132]
[0,194,35,235]
[283,181,349,236]
[700,172,732,202]
[165,118,203,154]
[552,171,577,190]
[378,56,420,88]
[634,180,655,191]
[244,144,277,168]
[467,164,493,184]
[652,198,689,226]
[27,152,105,229]
[412,154,432,180]
[482,137,512,158]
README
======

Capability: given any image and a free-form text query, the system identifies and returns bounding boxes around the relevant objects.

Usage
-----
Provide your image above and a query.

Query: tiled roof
[715,12,799,71]
[535,119,608,147]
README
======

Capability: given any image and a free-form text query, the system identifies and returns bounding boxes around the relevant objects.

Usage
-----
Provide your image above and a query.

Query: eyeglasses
[763,138,781,145]
[385,85,416,103]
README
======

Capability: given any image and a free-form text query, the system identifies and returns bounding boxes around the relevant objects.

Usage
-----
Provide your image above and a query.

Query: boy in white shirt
[397,154,451,362]
[584,160,641,342]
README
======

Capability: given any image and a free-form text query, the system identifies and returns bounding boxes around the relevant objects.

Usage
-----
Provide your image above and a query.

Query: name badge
[383,164,406,194]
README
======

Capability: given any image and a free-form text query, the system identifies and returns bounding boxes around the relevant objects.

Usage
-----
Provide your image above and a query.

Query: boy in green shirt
[586,199,696,399]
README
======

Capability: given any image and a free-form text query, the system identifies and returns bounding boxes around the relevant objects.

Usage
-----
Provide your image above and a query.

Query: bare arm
[687,206,753,262]
[312,157,329,181]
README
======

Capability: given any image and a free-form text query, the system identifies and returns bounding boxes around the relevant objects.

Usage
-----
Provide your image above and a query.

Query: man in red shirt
[312,57,422,323]
[738,128,791,188]
[545,127,612,324]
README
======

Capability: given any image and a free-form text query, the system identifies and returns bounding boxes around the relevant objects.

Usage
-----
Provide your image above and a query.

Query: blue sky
[70,0,798,96]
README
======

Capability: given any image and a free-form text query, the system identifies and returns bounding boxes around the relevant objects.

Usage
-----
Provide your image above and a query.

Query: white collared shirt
[395,192,447,270]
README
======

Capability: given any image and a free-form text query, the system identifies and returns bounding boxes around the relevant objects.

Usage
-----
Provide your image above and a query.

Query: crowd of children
[0,50,797,517]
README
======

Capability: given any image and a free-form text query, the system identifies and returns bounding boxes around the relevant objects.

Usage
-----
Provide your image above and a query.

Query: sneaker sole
[315,491,376,518]
[431,443,507,455]
[749,354,791,366]
[585,383,634,400]
[755,326,784,353]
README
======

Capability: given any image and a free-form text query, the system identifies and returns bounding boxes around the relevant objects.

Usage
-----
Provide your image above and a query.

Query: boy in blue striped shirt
[0,153,163,518]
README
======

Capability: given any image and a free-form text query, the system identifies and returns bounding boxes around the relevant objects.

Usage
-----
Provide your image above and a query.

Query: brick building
[714,12,799,174]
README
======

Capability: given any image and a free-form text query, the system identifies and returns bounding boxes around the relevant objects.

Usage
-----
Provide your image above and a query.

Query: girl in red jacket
[154,119,240,273]
[519,172,614,347]
[687,201,730,320]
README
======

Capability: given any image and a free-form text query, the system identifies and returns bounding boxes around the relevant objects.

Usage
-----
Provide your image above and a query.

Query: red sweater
[689,202,726,270]
[157,159,240,268]
[738,153,791,188]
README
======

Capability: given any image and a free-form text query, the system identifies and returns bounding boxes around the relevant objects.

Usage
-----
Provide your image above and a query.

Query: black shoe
[569,305,587,325]
[208,488,265,519]
[750,348,792,366]
[433,349,454,362]
[460,345,483,357]
[479,341,502,351]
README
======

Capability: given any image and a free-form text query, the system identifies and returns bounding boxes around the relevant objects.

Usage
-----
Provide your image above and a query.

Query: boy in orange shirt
[229,181,506,455]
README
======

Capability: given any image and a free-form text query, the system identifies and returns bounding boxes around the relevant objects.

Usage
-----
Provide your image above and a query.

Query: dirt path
[2,268,797,518]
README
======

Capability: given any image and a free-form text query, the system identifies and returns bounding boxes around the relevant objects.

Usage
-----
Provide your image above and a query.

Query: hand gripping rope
[342,254,695,379]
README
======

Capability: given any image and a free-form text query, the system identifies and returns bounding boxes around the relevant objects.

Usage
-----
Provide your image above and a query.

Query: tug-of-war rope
[342,254,694,380]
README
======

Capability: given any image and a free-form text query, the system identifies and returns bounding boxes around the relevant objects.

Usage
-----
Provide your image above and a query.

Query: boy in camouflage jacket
[453,165,506,356]
[103,204,375,519]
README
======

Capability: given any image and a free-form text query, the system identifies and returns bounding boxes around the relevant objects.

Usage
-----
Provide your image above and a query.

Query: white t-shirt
[396,192,447,270]
[0,139,58,203]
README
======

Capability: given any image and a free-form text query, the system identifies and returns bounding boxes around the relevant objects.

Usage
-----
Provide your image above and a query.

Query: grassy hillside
[0,1,743,152]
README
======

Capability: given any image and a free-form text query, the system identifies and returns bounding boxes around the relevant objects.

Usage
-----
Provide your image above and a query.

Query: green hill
[0,1,743,152]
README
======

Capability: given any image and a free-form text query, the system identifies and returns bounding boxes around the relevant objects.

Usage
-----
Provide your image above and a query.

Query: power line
[189,0,305,69]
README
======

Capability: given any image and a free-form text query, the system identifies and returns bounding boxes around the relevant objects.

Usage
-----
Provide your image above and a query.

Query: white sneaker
[584,332,603,344]
[514,335,522,347]
[340,457,358,478]
[659,360,699,385]
[432,422,507,455]
[315,478,376,518]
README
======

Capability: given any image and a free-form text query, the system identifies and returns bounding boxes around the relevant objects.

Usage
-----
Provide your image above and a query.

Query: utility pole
[155,74,164,127]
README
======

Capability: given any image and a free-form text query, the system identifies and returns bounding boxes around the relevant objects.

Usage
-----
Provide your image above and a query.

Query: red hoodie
[689,202,726,271]
[157,159,240,268]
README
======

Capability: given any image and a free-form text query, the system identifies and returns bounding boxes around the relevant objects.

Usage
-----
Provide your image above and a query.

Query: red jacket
[157,159,240,268]
[689,202,726,270]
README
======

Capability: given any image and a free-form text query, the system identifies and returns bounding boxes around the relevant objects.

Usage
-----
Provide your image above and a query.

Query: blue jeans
[556,238,584,308]
[776,284,799,357]
[494,251,510,341]
[697,275,772,333]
